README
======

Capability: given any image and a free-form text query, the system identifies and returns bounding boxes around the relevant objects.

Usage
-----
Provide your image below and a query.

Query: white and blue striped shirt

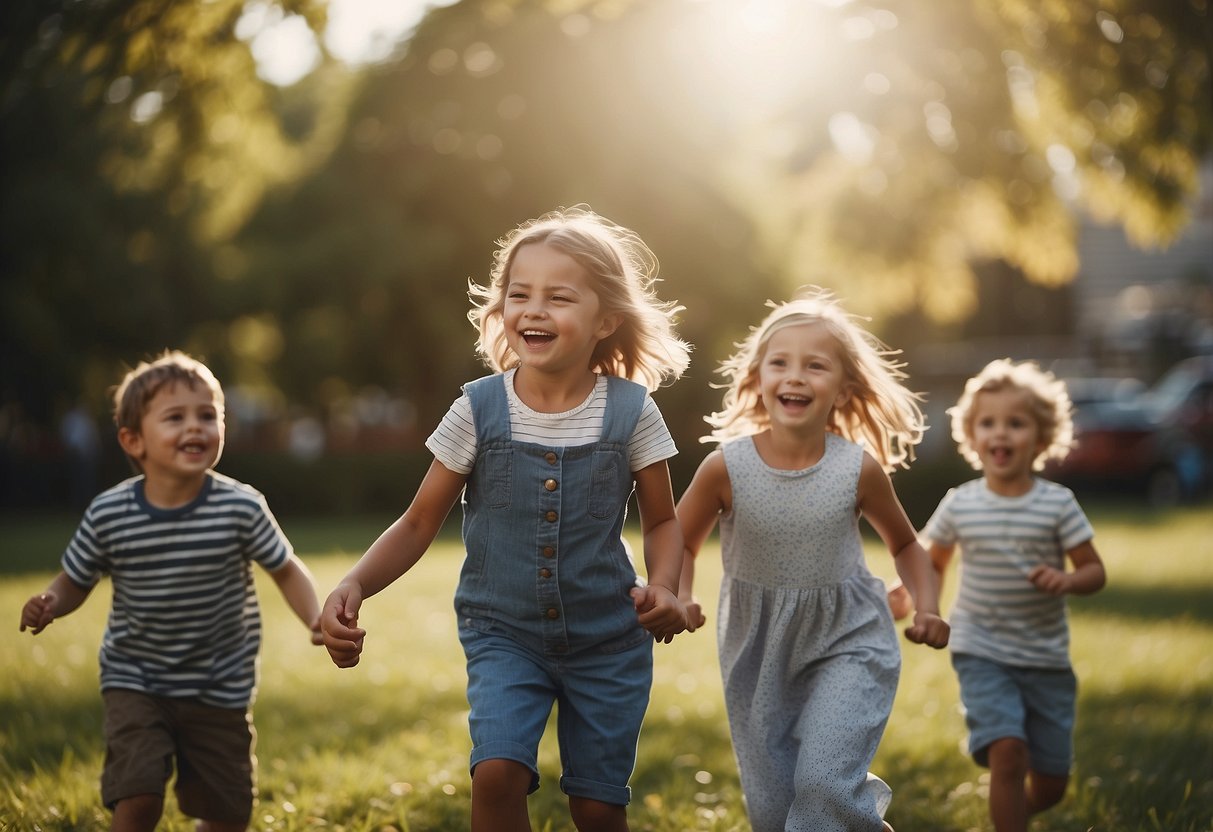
[426,369,677,475]
[923,478,1094,669]
[62,471,291,708]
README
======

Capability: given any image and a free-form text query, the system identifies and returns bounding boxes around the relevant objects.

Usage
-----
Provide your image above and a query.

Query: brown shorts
[101,688,256,824]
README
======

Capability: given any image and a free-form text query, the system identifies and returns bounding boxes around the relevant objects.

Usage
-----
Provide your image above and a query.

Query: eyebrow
[507,281,583,297]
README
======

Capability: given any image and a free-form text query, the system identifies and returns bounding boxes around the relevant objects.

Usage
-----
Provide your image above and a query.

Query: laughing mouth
[522,329,556,347]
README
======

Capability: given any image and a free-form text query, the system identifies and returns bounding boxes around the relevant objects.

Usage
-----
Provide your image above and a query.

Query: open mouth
[521,329,556,347]
[777,393,810,408]
[988,447,1013,465]
[180,442,208,455]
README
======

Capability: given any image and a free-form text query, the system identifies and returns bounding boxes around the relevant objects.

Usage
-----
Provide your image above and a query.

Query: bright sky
[238,0,458,86]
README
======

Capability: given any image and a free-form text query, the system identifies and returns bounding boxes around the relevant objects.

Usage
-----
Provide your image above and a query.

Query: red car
[1048,356,1213,506]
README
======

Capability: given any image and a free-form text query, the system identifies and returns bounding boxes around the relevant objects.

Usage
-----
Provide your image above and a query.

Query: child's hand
[1027,565,1071,596]
[321,584,367,668]
[309,615,324,646]
[904,611,949,649]
[682,596,707,633]
[19,592,57,635]
[630,585,688,644]
[886,581,912,621]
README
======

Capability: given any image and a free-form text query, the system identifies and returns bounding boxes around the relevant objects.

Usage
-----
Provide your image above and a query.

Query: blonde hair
[112,350,224,434]
[467,205,691,392]
[949,358,1075,471]
[704,287,925,471]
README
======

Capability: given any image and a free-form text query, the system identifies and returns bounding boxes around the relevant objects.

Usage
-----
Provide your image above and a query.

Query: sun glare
[671,0,870,119]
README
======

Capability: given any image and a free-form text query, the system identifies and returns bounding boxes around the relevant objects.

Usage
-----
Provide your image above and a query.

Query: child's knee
[986,737,1030,779]
[112,793,163,832]
[568,796,627,832]
[472,758,532,800]
[1027,771,1068,813]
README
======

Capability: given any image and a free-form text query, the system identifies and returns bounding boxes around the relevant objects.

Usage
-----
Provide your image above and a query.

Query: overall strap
[601,376,646,445]
[464,374,510,445]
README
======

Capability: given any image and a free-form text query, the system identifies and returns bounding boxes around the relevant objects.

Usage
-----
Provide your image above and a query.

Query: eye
[551,294,572,303]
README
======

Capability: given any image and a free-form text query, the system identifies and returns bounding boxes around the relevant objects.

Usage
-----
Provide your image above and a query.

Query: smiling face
[755,322,851,435]
[119,381,224,487]
[968,387,1046,494]
[501,242,620,379]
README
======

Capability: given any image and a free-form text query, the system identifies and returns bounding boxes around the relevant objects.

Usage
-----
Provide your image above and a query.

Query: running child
[20,350,322,832]
[923,359,1105,832]
[321,206,692,832]
[676,288,949,832]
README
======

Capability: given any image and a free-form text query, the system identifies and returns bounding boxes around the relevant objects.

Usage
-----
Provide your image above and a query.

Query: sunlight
[668,0,885,125]
[238,0,458,87]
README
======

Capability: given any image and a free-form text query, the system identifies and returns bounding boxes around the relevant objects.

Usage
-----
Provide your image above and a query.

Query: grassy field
[1,504,1210,831]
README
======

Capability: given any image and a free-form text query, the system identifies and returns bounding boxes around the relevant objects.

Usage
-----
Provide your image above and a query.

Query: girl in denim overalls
[321,206,692,832]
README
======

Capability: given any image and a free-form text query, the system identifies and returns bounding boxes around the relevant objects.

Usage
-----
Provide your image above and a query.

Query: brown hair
[112,350,224,434]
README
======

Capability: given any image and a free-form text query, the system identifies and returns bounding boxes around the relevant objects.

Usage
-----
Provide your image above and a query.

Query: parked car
[1047,356,1213,506]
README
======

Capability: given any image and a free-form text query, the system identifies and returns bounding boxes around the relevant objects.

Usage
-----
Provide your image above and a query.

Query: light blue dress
[717,433,900,832]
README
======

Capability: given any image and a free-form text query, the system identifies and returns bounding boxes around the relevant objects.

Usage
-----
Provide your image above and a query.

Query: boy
[20,351,322,832]
[923,359,1106,832]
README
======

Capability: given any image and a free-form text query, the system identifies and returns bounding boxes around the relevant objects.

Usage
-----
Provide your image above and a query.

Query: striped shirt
[923,478,1094,669]
[426,369,677,475]
[62,472,291,708]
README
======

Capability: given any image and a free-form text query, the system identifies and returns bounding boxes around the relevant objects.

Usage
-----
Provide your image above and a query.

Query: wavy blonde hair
[949,358,1075,471]
[704,287,925,471]
[468,205,690,392]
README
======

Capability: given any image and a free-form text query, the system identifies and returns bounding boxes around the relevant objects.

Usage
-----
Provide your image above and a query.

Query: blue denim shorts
[952,653,1076,776]
[459,626,653,805]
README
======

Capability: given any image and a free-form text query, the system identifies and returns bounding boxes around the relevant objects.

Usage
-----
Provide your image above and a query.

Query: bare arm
[322,459,467,667]
[857,453,949,649]
[1029,539,1106,597]
[20,572,92,635]
[630,460,688,643]
[269,554,323,643]
[674,449,731,633]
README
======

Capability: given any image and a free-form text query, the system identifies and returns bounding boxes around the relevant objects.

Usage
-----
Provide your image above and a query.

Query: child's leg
[1025,770,1069,815]
[110,794,163,832]
[195,820,247,832]
[986,737,1030,832]
[471,759,533,832]
[569,796,628,832]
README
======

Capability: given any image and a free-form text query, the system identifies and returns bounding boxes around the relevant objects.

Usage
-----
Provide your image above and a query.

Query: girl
[676,289,949,832]
[321,206,691,832]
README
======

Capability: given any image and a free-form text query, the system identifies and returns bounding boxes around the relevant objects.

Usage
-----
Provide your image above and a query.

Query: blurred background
[2,0,1211,525]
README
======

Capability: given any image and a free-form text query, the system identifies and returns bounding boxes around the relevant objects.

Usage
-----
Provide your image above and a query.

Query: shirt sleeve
[922,487,959,547]
[246,490,292,571]
[425,394,478,475]
[1057,488,1095,550]
[629,395,677,472]
[61,506,107,589]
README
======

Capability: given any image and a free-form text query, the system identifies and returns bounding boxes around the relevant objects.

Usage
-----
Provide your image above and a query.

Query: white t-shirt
[426,369,677,475]
[923,477,1094,669]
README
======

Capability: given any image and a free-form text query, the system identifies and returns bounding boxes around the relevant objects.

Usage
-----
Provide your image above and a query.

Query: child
[676,289,950,832]
[321,206,692,832]
[19,350,322,832]
[923,359,1106,832]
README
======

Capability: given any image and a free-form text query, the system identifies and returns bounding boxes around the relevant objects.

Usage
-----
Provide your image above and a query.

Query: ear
[117,426,145,460]
[596,311,623,341]
[834,383,854,409]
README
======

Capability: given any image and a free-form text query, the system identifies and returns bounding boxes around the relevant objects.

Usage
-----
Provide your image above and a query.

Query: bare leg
[987,738,1030,832]
[471,758,532,832]
[111,794,163,832]
[196,820,247,832]
[569,796,628,832]
[1026,770,1068,816]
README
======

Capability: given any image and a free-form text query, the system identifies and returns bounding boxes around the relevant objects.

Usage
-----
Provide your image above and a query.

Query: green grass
[1,505,1211,830]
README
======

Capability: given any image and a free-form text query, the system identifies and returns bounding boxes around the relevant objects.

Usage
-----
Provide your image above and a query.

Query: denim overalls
[455,373,654,805]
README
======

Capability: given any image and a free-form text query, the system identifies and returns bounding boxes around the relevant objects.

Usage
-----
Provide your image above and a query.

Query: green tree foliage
[1,0,1209,486]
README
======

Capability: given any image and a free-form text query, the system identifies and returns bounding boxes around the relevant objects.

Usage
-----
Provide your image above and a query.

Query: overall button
[546,608,560,620]
[542,546,555,558]
[544,478,558,491]
[539,568,552,579]
[545,510,558,522]
[544,452,558,464]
